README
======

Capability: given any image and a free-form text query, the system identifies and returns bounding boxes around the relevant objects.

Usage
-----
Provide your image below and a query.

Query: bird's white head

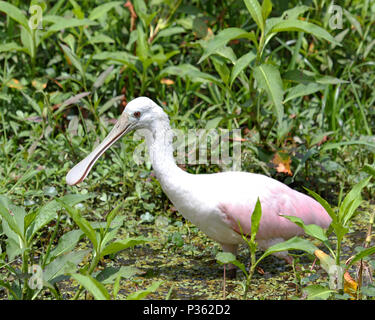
[66,96,166,186]
[124,97,168,131]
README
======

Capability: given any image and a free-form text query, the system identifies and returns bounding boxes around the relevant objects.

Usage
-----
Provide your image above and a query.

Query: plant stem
[243,243,257,299]
[31,29,37,76]
[71,250,101,300]
[21,247,30,299]
[256,31,265,65]
[41,211,61,269]
[335,238,341,266]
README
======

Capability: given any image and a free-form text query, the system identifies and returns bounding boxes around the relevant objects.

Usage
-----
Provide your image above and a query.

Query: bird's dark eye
[133,111,141,119]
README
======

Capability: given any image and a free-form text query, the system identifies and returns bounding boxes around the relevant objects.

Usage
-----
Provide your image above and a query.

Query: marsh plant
[0,0,374,299]
[0,195,156,300]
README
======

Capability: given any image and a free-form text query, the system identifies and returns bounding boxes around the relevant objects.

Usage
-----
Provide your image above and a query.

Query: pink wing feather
[219,186,331,240]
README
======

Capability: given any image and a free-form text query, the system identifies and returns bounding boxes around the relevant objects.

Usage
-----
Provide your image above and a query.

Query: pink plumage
[219,185,331,240]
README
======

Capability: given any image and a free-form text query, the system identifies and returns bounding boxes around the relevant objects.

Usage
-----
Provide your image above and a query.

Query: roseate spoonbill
[66,97,331,275]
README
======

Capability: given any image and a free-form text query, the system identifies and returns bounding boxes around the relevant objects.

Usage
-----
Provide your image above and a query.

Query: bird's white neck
[144,118,187,186]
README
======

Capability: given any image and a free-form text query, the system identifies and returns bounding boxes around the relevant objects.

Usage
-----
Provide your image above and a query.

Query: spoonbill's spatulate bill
[66,97,331,267]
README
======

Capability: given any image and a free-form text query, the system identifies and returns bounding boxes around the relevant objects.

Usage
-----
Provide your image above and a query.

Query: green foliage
[0,0,374,300]
[0,195,154,300]
[284,173,374,299]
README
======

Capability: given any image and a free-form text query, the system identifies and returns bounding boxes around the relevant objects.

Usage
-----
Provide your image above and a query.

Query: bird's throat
[144,120,186,185]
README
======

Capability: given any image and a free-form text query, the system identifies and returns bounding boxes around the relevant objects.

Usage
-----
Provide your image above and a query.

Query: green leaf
[93,65,115,89]
[198,28,254,63]
[283,69,315,84]
[216,252,236,264]
[47,229,83,262]
[315,75,348,85]
[346,246,375,269]
[343,9,362,37]
[93,51,139,71]
[60,44,84,77]
[100,237,153,257]
[0,42,25,53]
[113,274,121,299]
[214,46,237,64]
[58,200,98,251]
[133,0,156,27]
[136,23,149,63]
[60,193,94,205]
[281,215,328,243]
[69,0,84,19]
[339,176,371,225]
[284,82,326,103]
[321,141,375,152]
[96,266,142,284]
[71,274,111,300]
[105,203,124,231]
[243,0,264,32]
[250,198,262,241]
[362,164,375,178]
[253,63,284,125]
[126,281,163,300]
[281,6,310,20]
[8,168,41,193]
[0,279,21,300]
[0,1,29,29]
[230,51,256,86]
[211,56,230,85]
[21,91,42,116]
[89,33,115,44]
[216,252,247,275]
[0,196,25,240]
[4,237,22,261]
[0,197,27,260]
[261,0,273,21]
[27,194,92,242]
[205,117,222,130]
[98,95,124,115]
[43,249,90,283]
[150,50,179,68]
[153,27,185,42]
[48,18,97,32]
[99,220,125,250]
[26,200,60,241]
[270,19,339,45]
[303,284,334,300]
[304,188,336,224]
[310,131,334,147]
[260,236,318,260]
[89,1,122,20]
[304,188,351,242]
[161,64,221,85]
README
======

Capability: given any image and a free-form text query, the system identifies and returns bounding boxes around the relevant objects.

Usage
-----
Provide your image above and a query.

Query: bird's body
[159,170,330,253]
[66,97,331,265]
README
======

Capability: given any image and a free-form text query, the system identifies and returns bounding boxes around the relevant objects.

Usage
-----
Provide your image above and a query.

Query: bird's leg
[221,244,238,300]
[283,255,294,265]
[221,244,238,280]
[271,250,295,265]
